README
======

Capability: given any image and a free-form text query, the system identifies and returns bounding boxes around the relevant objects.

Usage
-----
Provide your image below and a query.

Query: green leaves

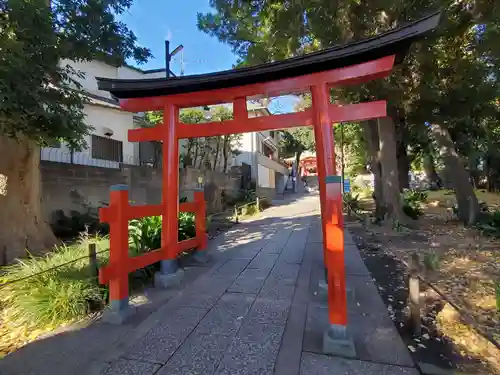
[279,128,315,159]
[1,0,150,146]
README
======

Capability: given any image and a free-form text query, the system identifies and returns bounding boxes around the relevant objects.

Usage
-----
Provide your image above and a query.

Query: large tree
[198,0,500,225]
[0,0,150,262]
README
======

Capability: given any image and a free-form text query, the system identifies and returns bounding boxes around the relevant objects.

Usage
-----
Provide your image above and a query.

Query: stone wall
[41,161,243,225]
[256,187,276,202]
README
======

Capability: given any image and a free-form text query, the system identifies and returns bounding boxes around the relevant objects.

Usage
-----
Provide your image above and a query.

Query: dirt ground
[349,189,500,373]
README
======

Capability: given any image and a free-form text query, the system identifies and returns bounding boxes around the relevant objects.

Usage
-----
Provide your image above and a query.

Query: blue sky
[119,1,297,112]
[120,0,237,75]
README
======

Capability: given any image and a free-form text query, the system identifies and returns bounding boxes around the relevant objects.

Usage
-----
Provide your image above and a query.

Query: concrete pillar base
[191,250,211,265]
[154,260,184,288]
[323,324,356,358]
[102,298,137,325]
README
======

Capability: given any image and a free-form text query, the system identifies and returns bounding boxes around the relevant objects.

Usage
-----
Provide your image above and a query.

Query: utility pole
[164,40,184,79]
[165,40,170,79]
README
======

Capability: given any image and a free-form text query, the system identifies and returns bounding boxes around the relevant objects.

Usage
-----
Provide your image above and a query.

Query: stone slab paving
[0,194,418,375]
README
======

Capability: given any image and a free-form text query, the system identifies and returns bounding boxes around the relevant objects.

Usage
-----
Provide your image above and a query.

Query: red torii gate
[300,156,318,176]
[96,12,440,355]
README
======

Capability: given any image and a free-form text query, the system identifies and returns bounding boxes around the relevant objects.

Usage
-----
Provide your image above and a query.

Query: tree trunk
[397,140,410,190]
[392,109,410,190]
[363,120,385,220]
[0,135,58,264]
[213,137,221,171]
[422,152,441,189]
[430,123,480,225]
[222,135,230,173]
[377,117,410,224]
[184,139,194,167]
[193,141,199,168]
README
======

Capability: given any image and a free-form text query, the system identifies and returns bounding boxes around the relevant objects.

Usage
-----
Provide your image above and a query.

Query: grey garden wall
[41,162,243,225]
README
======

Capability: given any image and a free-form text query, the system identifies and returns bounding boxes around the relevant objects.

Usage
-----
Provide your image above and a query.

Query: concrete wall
[256,187,276,202]
[41,162,243,225]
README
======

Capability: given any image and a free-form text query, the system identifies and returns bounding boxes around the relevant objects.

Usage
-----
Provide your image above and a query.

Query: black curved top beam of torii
[97,11,441,100]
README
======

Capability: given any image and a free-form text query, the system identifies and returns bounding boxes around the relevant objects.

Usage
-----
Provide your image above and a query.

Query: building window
[262,143,274,158]
[139,141,162,167]
[91,135,123,162]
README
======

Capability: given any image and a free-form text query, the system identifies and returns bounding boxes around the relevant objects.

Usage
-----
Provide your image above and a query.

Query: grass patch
[0,234,109,332]
[423,251,440,271]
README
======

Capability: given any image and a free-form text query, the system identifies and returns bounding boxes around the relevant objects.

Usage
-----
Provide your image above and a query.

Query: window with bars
[91,135,123,162]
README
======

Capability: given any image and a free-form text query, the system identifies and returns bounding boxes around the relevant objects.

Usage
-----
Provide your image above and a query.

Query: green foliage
[180,108,207,124]
[402,189,428,220]
[128,216,162,252]
[0,235,108,330]
[343,192,360,213]
[423,251,441,271]
[475,210,500,236]
[51,203,110,238]
[178,212,196,241]
[128,212,198,252]
[334,123,369,176]
[244,203,258,216]
[279,128,315,164]
[243,189,257,203]
[1,0,150,146]
[197,0,500,202]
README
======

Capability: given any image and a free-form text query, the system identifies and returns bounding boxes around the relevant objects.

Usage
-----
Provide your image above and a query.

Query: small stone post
[408,253,421,336]
[88,243,98,284]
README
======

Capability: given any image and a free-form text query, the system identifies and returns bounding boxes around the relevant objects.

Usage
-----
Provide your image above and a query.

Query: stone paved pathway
[0,194,418,375]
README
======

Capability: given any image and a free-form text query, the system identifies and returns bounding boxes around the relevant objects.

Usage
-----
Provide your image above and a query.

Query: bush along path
[0,196,267,357]
[347,217,500,375]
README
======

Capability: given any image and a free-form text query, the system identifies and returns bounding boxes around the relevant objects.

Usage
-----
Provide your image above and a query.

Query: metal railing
[40,147,160,169]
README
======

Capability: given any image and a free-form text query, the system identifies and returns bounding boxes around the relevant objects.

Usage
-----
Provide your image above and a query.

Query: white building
[41,59,165,168]
[233,104,289,199]
[41,61,288,200]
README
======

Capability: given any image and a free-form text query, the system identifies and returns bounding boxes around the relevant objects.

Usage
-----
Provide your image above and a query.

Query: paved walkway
[0,194,418,375]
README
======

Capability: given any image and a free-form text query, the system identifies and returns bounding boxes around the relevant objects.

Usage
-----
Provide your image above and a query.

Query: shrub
[476,210,500,236]
[178,212,196,241]
[343,192,360,213]
[402,189,427,220]
[244,189,257,203]
[245,203,258,216]
[0,235,108,330]
[128,215,162,252]
[128,212,198,251]
[423,251,440,271]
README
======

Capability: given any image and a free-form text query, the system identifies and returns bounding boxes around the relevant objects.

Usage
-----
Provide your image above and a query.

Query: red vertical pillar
[194,191,208,249]
[311,83,347,326]
[107,185,130,304]
[162,102,180,258]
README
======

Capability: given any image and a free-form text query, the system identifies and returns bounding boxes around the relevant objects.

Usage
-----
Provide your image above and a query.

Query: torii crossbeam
[96,11,440,354]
